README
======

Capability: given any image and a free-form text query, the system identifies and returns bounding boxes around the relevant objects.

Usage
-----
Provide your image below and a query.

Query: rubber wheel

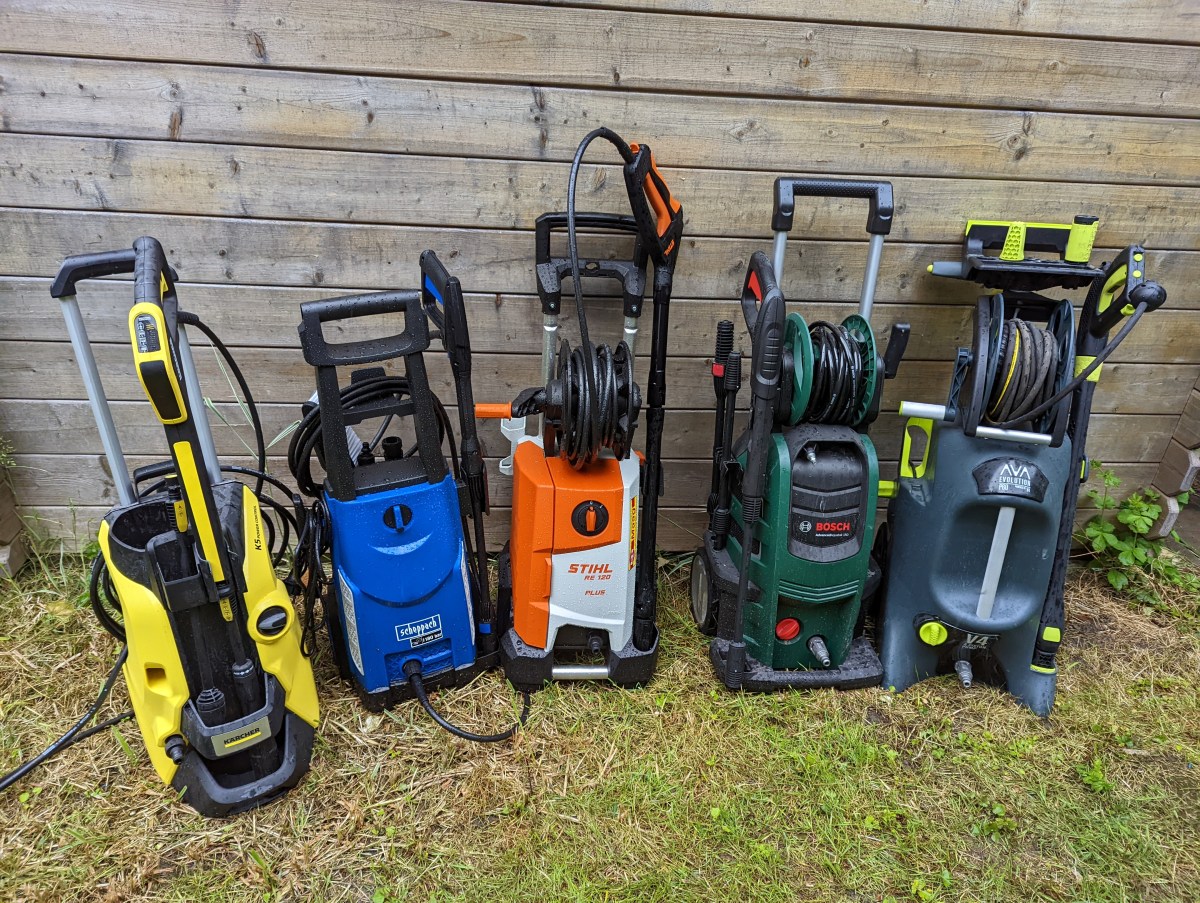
[689,550,719,636]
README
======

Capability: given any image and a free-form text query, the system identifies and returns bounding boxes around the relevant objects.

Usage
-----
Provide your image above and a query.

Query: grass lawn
[1,551,1198,902]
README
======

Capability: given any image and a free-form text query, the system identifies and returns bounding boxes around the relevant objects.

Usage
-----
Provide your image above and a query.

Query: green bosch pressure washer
[876,216,1166,715]
[689,179,910,690]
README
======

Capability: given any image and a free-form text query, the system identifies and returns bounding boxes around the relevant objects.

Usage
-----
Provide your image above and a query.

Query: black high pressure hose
[404,662,531,743]
[558,127,641,467]
[804,321,871,425]
[0,647,133,793]
[990,301,1150,430]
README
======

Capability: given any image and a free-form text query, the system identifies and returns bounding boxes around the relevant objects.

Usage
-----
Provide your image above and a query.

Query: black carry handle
[298,290,430,368]
[740,251,785,337]
[772,178,894,236]
[535,211,648,317]
[133,236,170,305]
[418,249,458,335]
[51,243,180,298]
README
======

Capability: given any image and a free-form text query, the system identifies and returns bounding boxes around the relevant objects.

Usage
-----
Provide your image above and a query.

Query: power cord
[403,661,531,743]
[0,647,133,793]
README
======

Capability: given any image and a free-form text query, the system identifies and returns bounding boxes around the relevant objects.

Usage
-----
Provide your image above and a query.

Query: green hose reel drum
[781,312,879,430]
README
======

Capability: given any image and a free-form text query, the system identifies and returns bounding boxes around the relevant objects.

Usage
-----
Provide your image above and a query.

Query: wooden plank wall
[1,0,1198,550]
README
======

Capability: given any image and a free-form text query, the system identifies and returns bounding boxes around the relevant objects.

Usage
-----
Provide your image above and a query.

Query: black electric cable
[404,663,531,744]
[176,311,266,495]
[0,647,132,793]
[541,127,641,468]
[89,553,125,642]
[290,499,329,659]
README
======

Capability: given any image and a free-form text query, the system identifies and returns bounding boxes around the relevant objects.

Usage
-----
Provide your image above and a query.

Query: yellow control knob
[918,620,949,646]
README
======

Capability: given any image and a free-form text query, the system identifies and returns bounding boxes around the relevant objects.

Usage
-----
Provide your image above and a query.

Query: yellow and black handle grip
[1087,244,1167,340]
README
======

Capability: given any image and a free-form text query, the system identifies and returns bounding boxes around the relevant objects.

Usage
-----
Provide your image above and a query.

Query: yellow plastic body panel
[102,486,319,789]
[239,486,319,729]
[100,519,188,785]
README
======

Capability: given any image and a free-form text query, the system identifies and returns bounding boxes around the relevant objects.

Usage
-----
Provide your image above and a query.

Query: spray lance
[1033,247,1165,675]
[722,252,787,688]
[419,250,498,656]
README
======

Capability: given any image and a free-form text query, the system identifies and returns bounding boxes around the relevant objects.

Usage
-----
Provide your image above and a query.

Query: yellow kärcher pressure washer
[21,237,319,816]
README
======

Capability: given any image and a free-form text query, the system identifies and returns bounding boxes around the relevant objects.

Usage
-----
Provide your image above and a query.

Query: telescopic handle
[772,178,894,236]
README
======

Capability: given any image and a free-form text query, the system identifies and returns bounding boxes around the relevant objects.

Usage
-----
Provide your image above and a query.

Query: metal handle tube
[175,327,222,485]
[551,664,612,680]
[859,233,885,322]
[898,401,1054,446]
[60,296,136,506]
[623,315,639,358]
[772,231,788,283]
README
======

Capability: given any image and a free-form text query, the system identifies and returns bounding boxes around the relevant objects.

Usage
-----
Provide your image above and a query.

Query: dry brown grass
[2,553,1199,902]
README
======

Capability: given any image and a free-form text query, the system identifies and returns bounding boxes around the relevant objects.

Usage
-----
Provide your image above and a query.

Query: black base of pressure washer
[495,548,659,692]
[172,714,315,819]
[709,636,883,692]
[699,532,884,691]
[499,629,660,693]
[324,594,501,713]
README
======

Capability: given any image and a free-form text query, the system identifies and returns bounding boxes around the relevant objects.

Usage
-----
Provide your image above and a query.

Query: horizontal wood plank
[0,400,1174,480]
[2,209,1196,306]
[3,340,1195,416]
[7,413,1173,509]
[1,2,1197,115]
[5,134,1200,246]
[3,55,1199,186]
[9,279,1198,365]
[531,0,1200,44]
[16,460,1158,552]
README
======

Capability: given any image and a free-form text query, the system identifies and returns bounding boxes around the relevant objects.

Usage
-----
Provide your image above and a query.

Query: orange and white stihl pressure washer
[476,128,683,690]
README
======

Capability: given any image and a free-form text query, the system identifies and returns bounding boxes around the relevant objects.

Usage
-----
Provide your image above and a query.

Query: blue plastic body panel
[325,474,476,695]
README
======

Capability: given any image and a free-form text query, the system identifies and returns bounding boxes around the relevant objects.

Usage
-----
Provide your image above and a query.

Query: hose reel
[779,312,881,429]
[958,293,1075,443]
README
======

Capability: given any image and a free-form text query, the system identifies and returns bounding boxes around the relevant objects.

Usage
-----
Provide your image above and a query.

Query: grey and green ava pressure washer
[876,217,1166,715]
[689,179,910,691]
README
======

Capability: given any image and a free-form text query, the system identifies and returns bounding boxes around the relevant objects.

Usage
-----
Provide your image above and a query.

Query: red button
[775,618,801,641]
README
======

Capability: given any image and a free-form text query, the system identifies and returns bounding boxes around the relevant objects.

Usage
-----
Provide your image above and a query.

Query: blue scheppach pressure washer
[288,252,528,742]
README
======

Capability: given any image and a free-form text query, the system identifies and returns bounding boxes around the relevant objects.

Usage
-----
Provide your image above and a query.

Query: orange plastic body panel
[509,441,627,648]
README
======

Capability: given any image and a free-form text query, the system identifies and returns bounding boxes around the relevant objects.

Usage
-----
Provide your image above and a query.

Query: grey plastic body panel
[879,423,1072,716]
